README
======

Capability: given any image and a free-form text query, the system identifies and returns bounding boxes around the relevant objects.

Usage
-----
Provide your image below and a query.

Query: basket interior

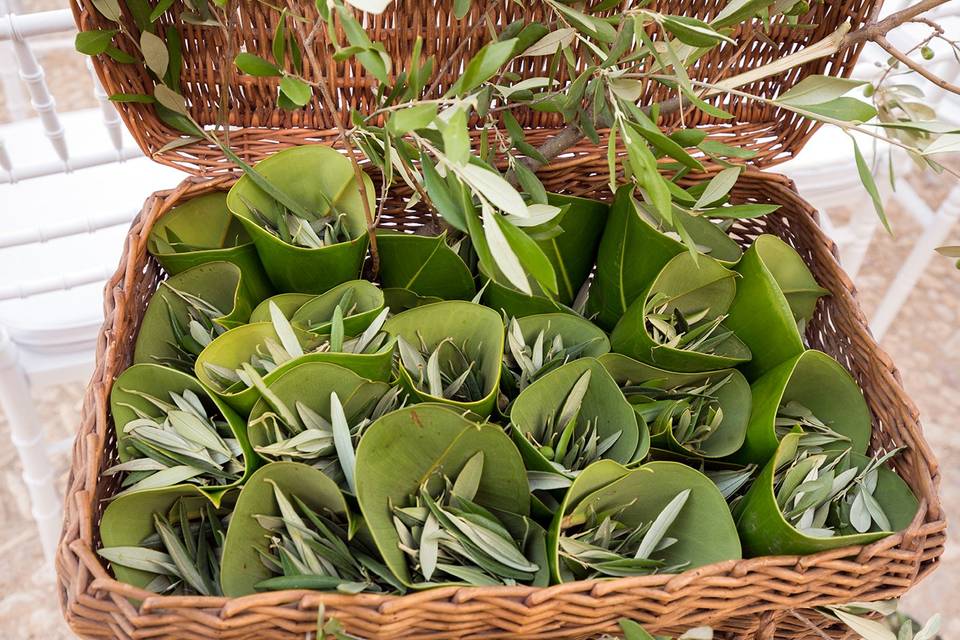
[74,0,879,173]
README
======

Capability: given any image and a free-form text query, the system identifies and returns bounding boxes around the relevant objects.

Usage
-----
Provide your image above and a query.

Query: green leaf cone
[510,358,646,474]
[731,349,872,465]
[610,252,751,372]
[291,280,385,335]
[376,230,476,300]
[249,293,315,323]
[220,461,351,596]
[726,235,829,378]
[355,404,530,587]
[600,353,751,459]
[589,186,742,330]
[148,191,273,301]
[134,262,260,371]
[384,301,504,417]
[110,363,257,505]
[735,432,919,557]
[548,460,741,583]
[226,145,374,293]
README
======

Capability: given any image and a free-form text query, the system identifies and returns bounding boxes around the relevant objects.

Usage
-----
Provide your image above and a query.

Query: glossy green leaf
[195,322,394,414]
[234,52,281,77]
[736,433,919,556]
[610,252,751,372]
[376,231,476,300]
[600,353,751,459]
[732,350,872,465]
[510,358,647,475]
[226,145,373,293]
[481,279,572,319]
[725,235,828,378]
[355,404,529,587]
[383,301,503,417]
[110,363,256,504]
[147,191,272,301]
[446,39,518,96]
[75,29,118,55]
[220,462,350,596]
[548,460,741,583]
[134,262,260,370]
[100,485,234,590]
[291,280,385,335]
[589,186,741,330]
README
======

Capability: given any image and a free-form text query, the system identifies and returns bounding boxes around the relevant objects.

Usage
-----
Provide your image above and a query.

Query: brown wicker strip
[71,0,877,173]
[56,148,944,638]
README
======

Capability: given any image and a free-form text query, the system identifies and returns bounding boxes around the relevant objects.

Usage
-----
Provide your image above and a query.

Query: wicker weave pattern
[56,139,944,638]
[71,0,876,173]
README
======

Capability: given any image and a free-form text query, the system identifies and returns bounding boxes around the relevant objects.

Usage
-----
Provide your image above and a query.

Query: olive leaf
[290,280,385,335]
[147,191,272,300]
[99,486,234,593]
[548,460,741,583]
[226,145,374,293]
[134,262,259,372]
[501,313,610,399]
[589,186,742,330]
[384,301,504,417]
[733,350,872,465]
[736,432,919,556]
[109,363,256,504]
[247,361,401,492]
[376,230,477,301]
[355,405,530,587]
[195,314,395,414]
[510,358,646,477]
[610,252,751,372]
[725,235,829,378]
[600,354,751,459]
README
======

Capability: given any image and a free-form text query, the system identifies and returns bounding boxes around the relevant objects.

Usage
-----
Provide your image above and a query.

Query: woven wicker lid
[73,0,880,174]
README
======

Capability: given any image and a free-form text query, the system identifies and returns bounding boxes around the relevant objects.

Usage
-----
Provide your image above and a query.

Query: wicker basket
[59,0,945,638]
[56,147,945,638]
[72,0,877,174]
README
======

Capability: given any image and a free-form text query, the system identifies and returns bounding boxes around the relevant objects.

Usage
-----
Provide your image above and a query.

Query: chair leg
[0,328,62,565]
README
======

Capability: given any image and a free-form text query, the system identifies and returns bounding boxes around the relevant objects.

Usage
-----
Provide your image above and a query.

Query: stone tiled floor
[0,188,958,639]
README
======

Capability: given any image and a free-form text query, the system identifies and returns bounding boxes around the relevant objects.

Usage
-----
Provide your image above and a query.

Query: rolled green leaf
[148,191,272,301]
[109,363,256,504]
[599,353,751,459]
[226,145,374,293]
[502,313,611,399]
[247,361,395,489]
[99,485,234,593]
[510,358,647,476]
[736,432,919,557]
[195,322,395,414]
[610,252,751,372]
[355,404,531,587]
[291,280,385,335]
[532,193,610,305]
[249,293,315,323]
[376,230,476,300]
[732,349,872,465]
[134,262,259,372]
[384,301,504,417]
[548,460,741,583]
[219,461,352,596]
[589,185,742,330]
[726,235,830,378]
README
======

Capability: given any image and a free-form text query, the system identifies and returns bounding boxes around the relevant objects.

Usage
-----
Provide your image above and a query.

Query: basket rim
[55,167,945,640]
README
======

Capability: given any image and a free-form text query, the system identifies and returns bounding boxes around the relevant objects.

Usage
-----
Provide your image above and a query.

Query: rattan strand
[71,0,875,174]
[56,145,944,638]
